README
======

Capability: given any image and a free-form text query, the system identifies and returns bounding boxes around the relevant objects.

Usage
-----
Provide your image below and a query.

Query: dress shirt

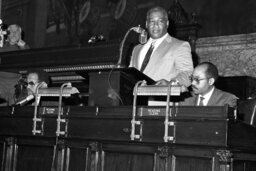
[138,34,168,70]
[197,87,214,106]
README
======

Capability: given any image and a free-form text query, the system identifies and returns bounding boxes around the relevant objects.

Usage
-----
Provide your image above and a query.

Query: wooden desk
[0,106,256,171]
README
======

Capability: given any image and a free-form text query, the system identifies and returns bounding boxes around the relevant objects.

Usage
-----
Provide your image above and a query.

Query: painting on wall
[45,0,139,46]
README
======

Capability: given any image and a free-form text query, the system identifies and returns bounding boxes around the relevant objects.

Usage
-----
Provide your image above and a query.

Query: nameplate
[137,107,168,117]
[39,107,63,115]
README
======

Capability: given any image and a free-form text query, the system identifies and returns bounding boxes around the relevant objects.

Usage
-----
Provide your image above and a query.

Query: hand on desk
[155,79,188,93]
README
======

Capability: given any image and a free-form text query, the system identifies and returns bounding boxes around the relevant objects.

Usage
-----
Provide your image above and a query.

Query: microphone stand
[116,27,135,68]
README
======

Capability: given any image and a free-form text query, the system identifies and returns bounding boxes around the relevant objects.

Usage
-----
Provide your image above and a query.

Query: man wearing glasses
[15,69,49,105]
[129,6,193,91]
[182,62,237,108]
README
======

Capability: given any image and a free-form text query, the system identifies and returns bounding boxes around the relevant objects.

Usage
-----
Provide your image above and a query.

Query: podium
[79,67,155,106]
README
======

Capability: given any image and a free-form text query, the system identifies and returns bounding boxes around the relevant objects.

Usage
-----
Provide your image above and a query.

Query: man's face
[146,10,169,39]
[8,25,21,45]
[191,66,212,96]
[27,73,39,94]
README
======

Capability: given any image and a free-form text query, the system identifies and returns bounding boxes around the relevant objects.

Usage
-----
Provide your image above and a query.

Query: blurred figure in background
[0,24,29,52]
[0,71,21,106]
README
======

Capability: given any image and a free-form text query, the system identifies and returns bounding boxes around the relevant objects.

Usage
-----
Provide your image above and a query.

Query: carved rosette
[57,139,66,150]
[216,150,233,163]
[157,146,171,158]
[6,137,16,146]
[89,142,102,152]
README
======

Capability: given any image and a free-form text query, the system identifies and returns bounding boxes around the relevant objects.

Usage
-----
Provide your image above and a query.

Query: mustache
[191,85,198,90]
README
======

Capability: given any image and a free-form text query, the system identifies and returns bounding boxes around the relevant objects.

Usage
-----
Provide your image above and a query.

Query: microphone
[132,26,145,34]
[132,25,148,44]
[15,95,34,106]
[139,30,147,44]
[116,25,147,67]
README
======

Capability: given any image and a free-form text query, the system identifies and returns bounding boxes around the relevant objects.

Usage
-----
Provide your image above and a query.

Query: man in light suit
[129,6,193,89]
[181,62,238,108]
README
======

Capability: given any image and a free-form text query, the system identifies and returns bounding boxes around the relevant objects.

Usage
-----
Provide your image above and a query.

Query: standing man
[129,6,193,89]
[182,62,238,108]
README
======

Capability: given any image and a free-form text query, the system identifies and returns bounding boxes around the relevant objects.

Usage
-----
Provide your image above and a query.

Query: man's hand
[155,79,169,85]
[155,79,188,93]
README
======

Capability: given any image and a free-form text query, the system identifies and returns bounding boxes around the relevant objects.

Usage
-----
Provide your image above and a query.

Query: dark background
[2,0,256,48]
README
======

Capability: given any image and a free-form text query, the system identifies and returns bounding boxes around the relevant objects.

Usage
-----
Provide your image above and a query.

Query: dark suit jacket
[181,87,238,108]
[129,34,193,87]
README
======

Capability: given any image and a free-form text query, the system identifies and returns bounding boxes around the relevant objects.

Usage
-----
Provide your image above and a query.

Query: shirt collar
[147,33,168,48]
[199,87,215,106]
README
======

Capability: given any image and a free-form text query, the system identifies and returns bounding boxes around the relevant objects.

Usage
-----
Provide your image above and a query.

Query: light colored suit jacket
[181,87,238,108]
[129,34,193,87]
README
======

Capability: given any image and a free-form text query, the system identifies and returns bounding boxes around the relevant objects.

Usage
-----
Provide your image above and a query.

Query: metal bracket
[163,83,176,142]
[130,119,143,141]
[131,80,179,142]
[32,82,76,136]
[56,83,72,137]
[131,81,144,141]
[32,83,45,135]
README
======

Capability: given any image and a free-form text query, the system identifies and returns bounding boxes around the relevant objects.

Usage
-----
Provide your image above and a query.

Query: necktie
[198,96,205,106]
[140,42,155,72]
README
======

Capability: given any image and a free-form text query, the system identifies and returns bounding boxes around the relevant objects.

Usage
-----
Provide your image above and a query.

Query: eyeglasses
[26,81,36,86]
[190,76,209,84]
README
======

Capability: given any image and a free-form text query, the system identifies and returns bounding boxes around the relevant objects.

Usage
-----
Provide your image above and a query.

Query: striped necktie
[198,96,205,106]
[140,42,155,72]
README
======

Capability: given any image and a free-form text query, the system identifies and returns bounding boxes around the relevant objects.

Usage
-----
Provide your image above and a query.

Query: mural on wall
[2,0,256,47]
[196,33,256,78]
[46,0,139,46]
[45,0,201,47]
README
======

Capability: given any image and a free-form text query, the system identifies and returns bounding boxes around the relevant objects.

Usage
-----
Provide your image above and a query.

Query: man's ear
[166,20,169,27]
[209,78,215,85]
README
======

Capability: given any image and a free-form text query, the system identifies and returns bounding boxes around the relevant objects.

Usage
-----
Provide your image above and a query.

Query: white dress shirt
[138,34,168,70]
[197,87,215,106]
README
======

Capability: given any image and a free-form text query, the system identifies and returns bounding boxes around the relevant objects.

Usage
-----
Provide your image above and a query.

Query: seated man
[181,62,238,108]
[16,69,81,106]
[26,69,49,94]
[15,69,49,105]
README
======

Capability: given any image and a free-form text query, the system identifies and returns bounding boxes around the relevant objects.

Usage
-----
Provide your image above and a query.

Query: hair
[146,6,169,20]
[8,24,22,33]
[198,62,219,81]
[27,69,50,85]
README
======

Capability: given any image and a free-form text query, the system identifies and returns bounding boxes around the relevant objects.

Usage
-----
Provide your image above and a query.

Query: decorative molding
[2,0,29,10]
[89,142,101,152]
[44,64,116,73]
[196,32,256,51]
[51,75,85,82]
